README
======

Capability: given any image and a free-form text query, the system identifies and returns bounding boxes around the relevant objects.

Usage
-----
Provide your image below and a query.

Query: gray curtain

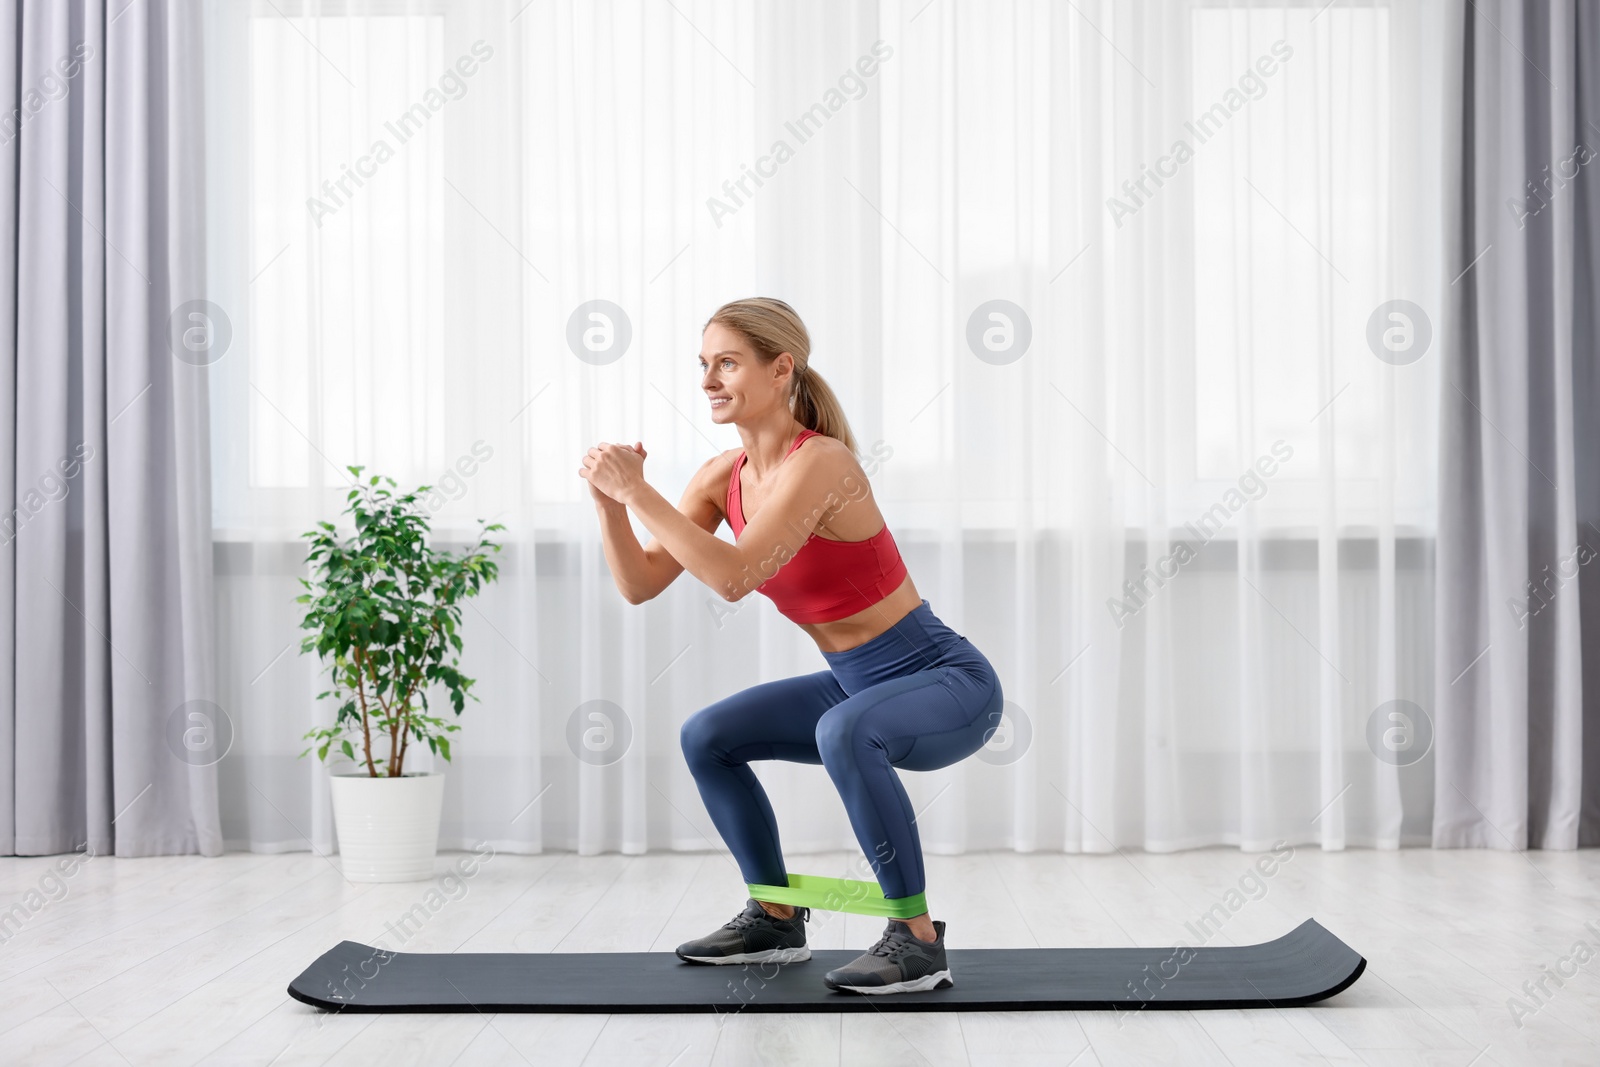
[1437,0,1600,848]
[0,1,220,856]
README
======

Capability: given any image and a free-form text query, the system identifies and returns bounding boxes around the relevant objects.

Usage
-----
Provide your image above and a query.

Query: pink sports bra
[725,429,909,623]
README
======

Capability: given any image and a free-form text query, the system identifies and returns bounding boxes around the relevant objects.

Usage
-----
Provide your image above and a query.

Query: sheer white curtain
[202,0,1449,864]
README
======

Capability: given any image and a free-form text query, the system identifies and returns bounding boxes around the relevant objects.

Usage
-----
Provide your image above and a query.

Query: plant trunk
[353,646,378,777]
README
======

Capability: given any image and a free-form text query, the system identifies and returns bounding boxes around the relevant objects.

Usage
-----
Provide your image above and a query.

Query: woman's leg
[814,654,1002,936]
[679,670,847,891]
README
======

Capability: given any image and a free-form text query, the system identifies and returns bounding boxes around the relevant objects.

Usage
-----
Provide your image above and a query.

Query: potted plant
[296,465,504,882]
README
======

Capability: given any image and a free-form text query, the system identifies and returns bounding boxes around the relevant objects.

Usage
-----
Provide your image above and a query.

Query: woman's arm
[620,439,857,603]
[595,459,724,603]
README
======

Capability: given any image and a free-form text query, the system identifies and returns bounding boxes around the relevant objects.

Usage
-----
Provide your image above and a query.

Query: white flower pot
[328,771,446,882]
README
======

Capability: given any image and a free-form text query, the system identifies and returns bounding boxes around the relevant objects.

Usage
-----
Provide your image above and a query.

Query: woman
[579,297,1003,995]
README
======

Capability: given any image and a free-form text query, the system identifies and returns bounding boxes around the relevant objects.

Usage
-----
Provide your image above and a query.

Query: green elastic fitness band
[744,874,927,919]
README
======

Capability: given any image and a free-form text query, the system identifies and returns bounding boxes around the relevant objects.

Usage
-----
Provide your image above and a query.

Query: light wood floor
[0,846,1596,1065]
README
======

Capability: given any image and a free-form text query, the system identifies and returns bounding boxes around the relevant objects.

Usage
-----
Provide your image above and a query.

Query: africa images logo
[306,40,495,227]
[1106,39,1293,228]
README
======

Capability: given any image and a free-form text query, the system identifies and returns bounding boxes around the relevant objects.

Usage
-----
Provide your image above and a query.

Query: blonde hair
[703,297,859,457]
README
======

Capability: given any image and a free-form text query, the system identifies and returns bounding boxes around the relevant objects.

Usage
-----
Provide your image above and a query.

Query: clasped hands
[580,440,647,506]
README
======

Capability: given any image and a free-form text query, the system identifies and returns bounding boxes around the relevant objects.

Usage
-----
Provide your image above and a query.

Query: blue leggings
[679,599,1003,909]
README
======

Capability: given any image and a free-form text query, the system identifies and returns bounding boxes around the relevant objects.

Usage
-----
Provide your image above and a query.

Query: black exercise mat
[287,918,1364,1013]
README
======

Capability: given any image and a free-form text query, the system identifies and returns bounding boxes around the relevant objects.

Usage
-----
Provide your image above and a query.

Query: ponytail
[789,363,857,457]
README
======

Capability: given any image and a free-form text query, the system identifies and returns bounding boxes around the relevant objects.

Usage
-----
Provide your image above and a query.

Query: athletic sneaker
[674,898,812,965]
[822,919,953,994]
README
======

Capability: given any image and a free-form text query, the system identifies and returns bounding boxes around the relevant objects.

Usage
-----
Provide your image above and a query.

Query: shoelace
[866,929,921,959]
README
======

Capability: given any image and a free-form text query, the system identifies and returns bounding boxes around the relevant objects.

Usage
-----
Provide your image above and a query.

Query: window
[247,12,448,491]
